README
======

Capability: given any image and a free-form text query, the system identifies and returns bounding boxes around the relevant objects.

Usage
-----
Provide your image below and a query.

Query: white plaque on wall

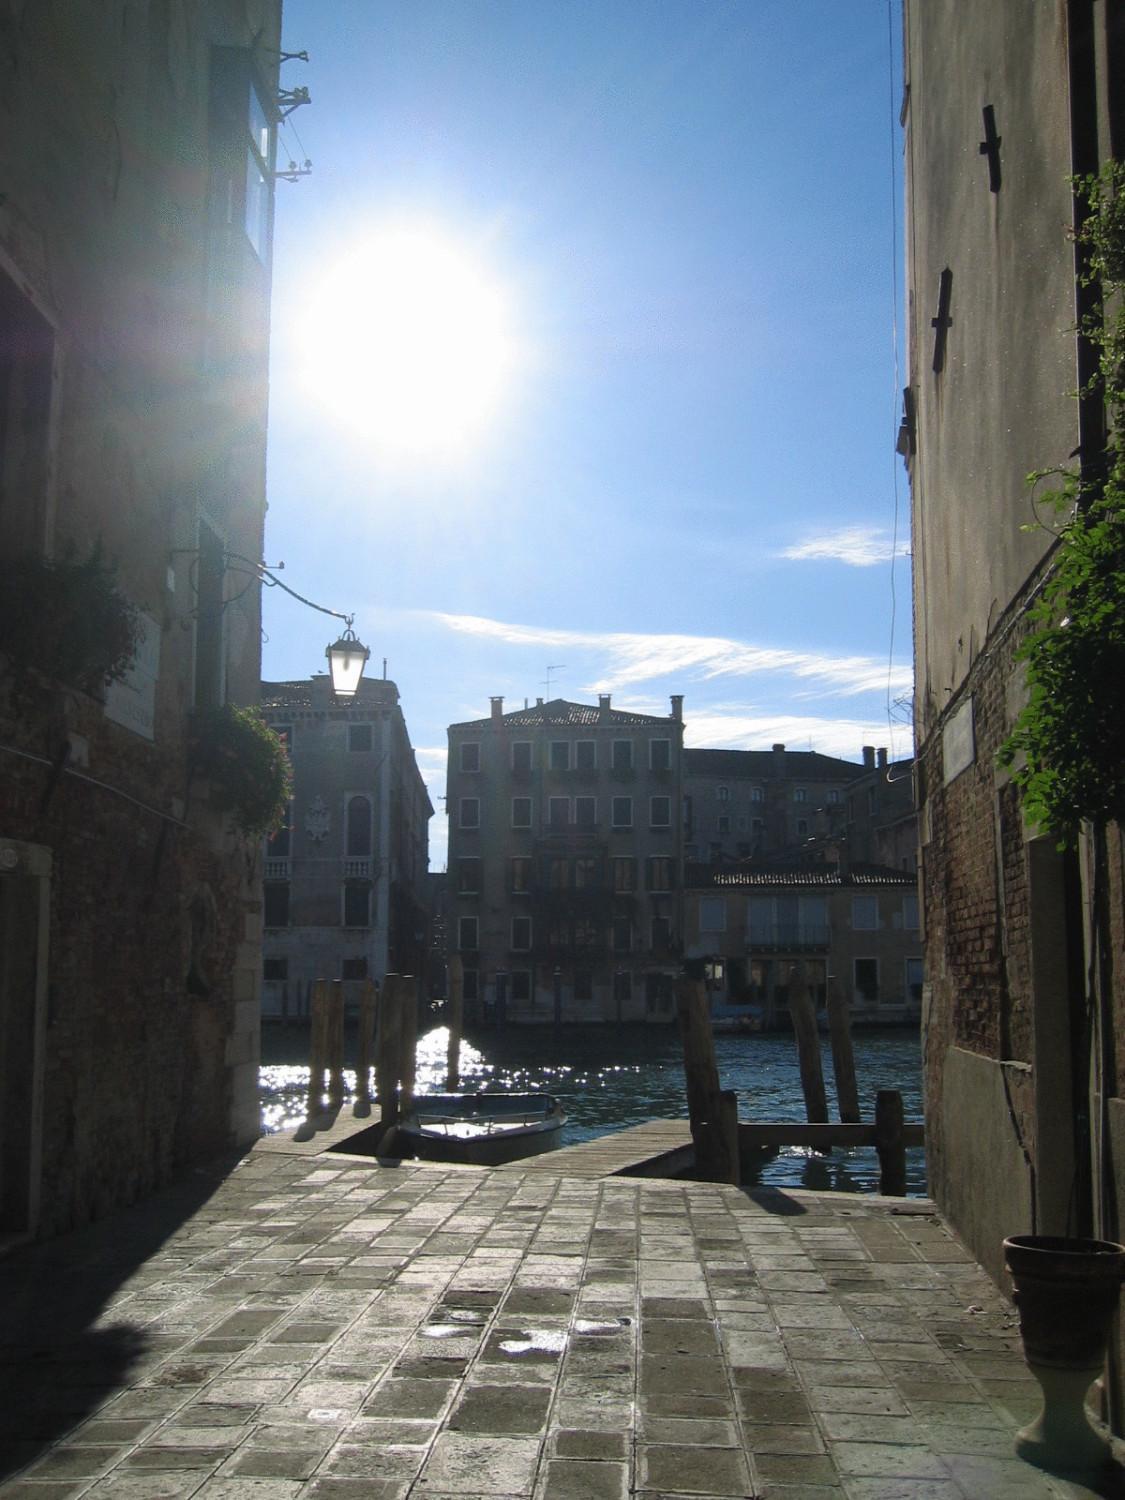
[942,696,975,785]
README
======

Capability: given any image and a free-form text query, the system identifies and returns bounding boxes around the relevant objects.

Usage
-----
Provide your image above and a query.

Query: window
[348,723,373,753]
[512,740,532,772]
[548,796,569,829]
[457,858,480,895]
[906,957,924,1003]
[611,796,632,828]
[794,788,807,803]
[512,915,532,951]
[574,969,593,1002]
[263,882,289,927]
[343,882,371,927]
[852,894,879,931]
[645,971,673,1014]
[511,970,531,1003]
[717,815,730,835]
[341,957,368,980]
[346,795,372,856]
[463,968,479,1002]
[718,784,730,802]
[699,897,726,933]
[751,786,763,803]
[549,740,570,771]
[0,266,55,558]
[855,958,879,1003]
[612,916,632,952]
[575,796,597,828]
[736,815,748,832]
[574,916,599,948]
[613,857,637,892]
[650,739,671,771]
[460,741,480,773]
[458,915,479,951]
[574,856,598,888]
[753,818,764,835]
[614,970,632,1006]
[647,857,674,891]
[193,516,226,710]
[902,893,920,930]
[548,857,569,890]
[612,739,633,771]
[796,819,808,837]
[650,796,671,828]
[511,856,532,893]
[243,80,275,258]
[267,801,292,858]
[651,915,672,949]
[827,788,840,805]
[511,797,532,828]
[684,843,699,860]
[575,740,596,770]
[263,957,287,981]
[460,797,480,829]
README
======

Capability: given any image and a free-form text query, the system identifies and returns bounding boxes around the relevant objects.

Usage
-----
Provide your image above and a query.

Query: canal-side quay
[0,1138,1115,1500]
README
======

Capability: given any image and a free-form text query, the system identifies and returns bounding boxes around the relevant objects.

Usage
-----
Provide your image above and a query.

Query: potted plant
[0,545,140,698]
[1003,1234,1125,1477]
[188,703,292,838]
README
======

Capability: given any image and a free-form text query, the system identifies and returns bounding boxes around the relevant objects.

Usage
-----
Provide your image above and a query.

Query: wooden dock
[495,1118,694,1178]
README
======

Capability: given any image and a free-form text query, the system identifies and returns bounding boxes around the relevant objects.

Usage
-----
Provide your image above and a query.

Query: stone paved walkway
[0,1146,1118,1499]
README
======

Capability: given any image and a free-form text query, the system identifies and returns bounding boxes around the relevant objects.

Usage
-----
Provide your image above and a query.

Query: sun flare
[296,225,517,461]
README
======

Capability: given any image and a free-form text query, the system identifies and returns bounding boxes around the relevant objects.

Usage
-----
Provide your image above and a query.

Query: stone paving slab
[0,1148,1120,1498]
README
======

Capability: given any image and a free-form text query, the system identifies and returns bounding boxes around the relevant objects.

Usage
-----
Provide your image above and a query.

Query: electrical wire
[885,0,906,769]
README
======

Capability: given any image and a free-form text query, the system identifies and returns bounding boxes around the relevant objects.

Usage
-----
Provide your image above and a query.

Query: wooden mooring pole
[376,973,403,1127]
[875,1088,907,1196]
[826,976,860,1123]
[446,955,463,1090]
[675,974,739,1185]
[306,978,329,1118]
[355,978,377,1114]
[787,962,828,1124]
[326,979,346,1112]
[399,975,418,1119]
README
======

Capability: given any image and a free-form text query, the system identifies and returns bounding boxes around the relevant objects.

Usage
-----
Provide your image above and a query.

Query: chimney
[490,696,503,724]
[670,694,683,722]
[772,743,785,776]
[877,747,888,770]
[862,745,876,769]
[598,693,612,722]
[536,697,544,707]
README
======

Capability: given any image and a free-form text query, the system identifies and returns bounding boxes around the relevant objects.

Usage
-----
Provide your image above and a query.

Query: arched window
[346,795,372,856]
[718,785,730,802]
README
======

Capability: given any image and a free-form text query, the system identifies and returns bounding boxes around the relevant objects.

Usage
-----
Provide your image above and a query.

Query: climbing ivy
[999,162,1125,846]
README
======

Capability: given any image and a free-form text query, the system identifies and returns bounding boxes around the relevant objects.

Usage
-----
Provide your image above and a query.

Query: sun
[296,224,517,461]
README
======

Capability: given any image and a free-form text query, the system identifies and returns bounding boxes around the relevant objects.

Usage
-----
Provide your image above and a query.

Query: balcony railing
[344,858,372,879]
[748,923,830,952]
[263,858,290,879]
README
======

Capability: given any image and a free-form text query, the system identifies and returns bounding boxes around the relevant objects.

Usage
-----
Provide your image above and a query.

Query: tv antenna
[544,664,566,697]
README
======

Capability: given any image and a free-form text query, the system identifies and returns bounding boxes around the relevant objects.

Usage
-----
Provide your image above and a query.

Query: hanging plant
[999,161,1125,846]
[189,703,292,838]
[0,544,140,697]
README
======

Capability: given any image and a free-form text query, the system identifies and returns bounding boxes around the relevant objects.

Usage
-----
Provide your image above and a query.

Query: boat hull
[397,1093,566,1167]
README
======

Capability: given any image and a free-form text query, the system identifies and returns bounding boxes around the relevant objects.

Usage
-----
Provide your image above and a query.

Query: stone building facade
[0,2,285,1239]
[905,0,1125,1432]
[683,744,912,865]
[258,676,432,1016]
[446,695,685,1023]
[684,863,922,1028]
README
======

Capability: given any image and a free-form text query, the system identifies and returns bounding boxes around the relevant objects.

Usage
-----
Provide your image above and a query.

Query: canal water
[261,1022,926,1197]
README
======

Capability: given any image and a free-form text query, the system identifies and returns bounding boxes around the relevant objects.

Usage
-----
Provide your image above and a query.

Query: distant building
[0,7,285,1239]
[259,676,432,1016]
[684,862,922,1027]
[683,743,915,869]
[446,695,685,1023]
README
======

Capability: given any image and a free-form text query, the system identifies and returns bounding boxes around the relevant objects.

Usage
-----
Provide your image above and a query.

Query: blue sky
[262,1,910,867]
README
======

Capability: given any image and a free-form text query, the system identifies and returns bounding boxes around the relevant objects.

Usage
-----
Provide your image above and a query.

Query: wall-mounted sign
[942,696,975,785]
[105,611,159,740]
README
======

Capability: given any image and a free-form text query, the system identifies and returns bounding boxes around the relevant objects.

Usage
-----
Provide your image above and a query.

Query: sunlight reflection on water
[260,1022,926,1195]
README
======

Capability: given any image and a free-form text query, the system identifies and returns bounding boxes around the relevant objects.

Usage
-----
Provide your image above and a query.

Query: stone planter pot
[1003,1233,1125,1477]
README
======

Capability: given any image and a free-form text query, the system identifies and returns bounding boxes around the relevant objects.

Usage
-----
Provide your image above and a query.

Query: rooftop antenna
[544,664,566,697]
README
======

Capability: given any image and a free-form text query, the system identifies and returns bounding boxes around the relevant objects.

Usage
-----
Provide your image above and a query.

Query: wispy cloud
[683,707,912,759]
[781,526,910,568]
[427,612,912,698]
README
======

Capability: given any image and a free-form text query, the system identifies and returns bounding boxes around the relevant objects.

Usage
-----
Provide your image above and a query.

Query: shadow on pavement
[0,1150,245,1480]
